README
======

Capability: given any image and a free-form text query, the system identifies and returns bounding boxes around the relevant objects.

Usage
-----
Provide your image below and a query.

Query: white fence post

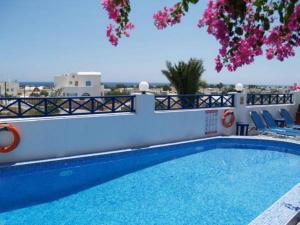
[234,92,248,123]
[133,93,155,117]
[293,91,300,109]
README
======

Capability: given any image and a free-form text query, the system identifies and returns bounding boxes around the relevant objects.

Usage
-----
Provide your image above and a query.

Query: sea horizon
[19,81,289,88]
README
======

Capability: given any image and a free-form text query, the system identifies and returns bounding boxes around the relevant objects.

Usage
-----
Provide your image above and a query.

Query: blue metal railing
[1,93,292,118]
[155,94,235,110]
[246,94,293,105]
[0,95,135,118]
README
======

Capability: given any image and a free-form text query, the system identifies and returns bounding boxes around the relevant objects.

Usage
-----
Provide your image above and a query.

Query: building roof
[76,72,101,76]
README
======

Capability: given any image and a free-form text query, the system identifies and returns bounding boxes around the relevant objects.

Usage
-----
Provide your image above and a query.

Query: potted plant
[296,104,300,124]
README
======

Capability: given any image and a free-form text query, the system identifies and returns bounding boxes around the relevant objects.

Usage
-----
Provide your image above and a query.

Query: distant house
[203,88,220,94]
[0,80,19,97]
[54,72,104,97]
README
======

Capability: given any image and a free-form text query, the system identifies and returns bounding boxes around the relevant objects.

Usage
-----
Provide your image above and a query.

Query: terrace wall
[234,92,299,131]
[0,92,299,164]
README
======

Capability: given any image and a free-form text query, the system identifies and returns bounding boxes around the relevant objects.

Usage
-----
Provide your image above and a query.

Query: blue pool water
[1,138,300,225]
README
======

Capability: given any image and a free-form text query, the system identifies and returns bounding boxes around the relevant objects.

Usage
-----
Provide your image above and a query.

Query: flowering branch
[199,0,300,72]
[101,0,134,46]
[290,83,300,91]
[153,0,199,29]
[101,0,300,72]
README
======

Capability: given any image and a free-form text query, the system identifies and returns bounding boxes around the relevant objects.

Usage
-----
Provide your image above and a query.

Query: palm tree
[162,58,205,108]
[162,58,205,95]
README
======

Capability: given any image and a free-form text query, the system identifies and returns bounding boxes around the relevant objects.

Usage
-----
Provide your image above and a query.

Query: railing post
[221,95,224,107]
[196,95,200,108]
[167,96,171,110]
[44,98,48,116]
[231,94,235,107]
[68,98,72,115]
[17,98,22,117]
[130,96,135,112]
[208,95,212,108]
[259,94,263,105]
[246,94,250,105]
[91,97,95,113]
[112,97,115,112]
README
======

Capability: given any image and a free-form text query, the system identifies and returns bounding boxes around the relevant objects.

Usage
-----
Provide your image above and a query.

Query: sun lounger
[280,109,300,130]
[250,111,300,137]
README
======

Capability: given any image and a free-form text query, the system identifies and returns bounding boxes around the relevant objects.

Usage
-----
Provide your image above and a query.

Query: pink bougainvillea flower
[153,4,182,30]
[101,0,300,71]
[101,0,134,46]
[290,83,300,91]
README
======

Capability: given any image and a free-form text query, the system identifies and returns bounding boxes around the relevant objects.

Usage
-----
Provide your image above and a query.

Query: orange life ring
[222,110,235,128]
[0,124,20,153]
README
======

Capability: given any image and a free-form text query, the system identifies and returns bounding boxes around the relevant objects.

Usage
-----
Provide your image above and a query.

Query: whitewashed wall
[0,92,298,164]
[0,94,235,164]
[234,92,300,131]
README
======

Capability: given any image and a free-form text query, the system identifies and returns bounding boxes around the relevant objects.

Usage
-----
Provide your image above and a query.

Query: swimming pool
[1,137,300,225]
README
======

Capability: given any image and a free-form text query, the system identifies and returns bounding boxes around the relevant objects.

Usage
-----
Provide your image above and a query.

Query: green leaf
[285,1,296,24]
[254,12,260,21]
[235,27,243,35]
[263,18,270,30]
[228,22,233,33]
[182,0,189,12]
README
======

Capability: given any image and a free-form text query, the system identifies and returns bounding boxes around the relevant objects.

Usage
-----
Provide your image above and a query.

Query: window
[85,81,91,86]
[69,81,73,85]
[75,81,79,86]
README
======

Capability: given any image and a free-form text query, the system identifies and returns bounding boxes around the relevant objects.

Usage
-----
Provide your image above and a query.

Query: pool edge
[249,183,300,225]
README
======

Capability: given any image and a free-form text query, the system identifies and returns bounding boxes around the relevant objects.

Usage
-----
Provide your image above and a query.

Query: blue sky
[0,0,299,85]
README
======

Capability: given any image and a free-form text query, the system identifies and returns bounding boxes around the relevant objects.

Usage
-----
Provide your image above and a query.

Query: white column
[234,92,248,123]
[133,93,155,117]
[291,91,300,115]
[293,91,300,107]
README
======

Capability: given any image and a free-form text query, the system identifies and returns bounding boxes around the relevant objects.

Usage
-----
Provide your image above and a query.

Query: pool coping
[249,183,300,225]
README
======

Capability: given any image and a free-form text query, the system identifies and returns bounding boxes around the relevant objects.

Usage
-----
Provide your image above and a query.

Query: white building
[0,80,20,97]
[54,72,104,97]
